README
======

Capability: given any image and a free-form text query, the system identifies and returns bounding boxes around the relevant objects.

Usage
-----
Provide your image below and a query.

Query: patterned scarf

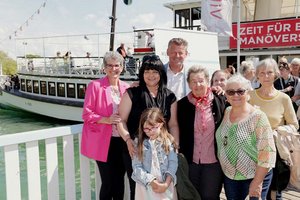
[187,88,213,131]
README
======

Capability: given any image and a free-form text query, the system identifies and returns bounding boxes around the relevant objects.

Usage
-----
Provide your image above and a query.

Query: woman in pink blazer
[81,51,130,200]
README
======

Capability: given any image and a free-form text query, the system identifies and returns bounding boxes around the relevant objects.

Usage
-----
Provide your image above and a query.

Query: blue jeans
[224,170,273,200]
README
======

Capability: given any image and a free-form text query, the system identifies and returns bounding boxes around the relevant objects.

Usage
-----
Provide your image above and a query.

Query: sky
[0,0,175,58]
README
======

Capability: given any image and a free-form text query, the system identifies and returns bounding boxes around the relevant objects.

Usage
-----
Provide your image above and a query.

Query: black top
[274,75,298,98]
[126,86,176,138]
[177,93,227,164]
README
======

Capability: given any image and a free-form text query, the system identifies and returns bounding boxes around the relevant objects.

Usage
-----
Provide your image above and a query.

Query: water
[0,106,80,200]
[0,106,77,135]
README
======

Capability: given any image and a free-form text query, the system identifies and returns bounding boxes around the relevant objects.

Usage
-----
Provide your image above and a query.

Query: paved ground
[220,186,300,200]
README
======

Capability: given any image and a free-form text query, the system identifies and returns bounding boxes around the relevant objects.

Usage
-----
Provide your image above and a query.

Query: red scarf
[188,88,212,131]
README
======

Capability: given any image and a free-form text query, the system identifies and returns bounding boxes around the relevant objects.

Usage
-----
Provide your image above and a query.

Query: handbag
[275,125,300,190]
[176,153,201,200]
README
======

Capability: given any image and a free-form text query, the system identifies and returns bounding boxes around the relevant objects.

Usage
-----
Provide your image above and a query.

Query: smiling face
[104,58,123,79]
[225,82,248,107]
[143,69,160,88]
[167,44,188,68]
[188,72,209,97]
[212,71,227,90]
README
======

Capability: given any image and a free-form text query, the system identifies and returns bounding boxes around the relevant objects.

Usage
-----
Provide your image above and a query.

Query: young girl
[131,107,178,200]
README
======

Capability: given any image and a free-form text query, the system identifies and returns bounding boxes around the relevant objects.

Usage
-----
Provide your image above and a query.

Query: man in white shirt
[164,38,189,100]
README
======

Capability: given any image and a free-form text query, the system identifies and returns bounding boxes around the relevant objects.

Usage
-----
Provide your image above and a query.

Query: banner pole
[237,0,241,72]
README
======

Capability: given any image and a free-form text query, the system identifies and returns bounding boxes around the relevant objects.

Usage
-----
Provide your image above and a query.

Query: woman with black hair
[118,54,179,200]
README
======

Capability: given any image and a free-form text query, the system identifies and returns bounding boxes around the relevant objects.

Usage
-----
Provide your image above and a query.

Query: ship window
[77,84,86,99]
[175,9,190,29]
[48,82,56,96]
[67,83,75,98]
[21,79,25,91]
[57,82,65,97]
[40,81,47,95]
[33,80,39,94]
[26,80,32,93]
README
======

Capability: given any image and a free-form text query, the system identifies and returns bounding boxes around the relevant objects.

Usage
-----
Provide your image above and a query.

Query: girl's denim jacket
[131,138,178,187]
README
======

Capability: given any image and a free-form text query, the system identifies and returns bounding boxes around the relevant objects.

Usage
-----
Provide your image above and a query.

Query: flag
[201,0,233,36]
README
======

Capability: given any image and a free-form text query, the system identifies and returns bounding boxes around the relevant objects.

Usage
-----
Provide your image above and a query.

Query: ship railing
[16,57,105,76]
[0,124,130,200]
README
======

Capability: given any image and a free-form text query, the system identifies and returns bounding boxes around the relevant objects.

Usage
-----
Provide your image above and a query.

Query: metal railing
[0,124,130,200]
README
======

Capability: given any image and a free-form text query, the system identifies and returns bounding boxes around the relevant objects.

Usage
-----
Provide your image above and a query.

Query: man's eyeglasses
[143,125,160,133]
[142,55,160,63]
[225,89,247,96]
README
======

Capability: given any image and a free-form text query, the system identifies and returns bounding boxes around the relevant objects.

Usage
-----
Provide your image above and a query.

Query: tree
[0,51,17,75]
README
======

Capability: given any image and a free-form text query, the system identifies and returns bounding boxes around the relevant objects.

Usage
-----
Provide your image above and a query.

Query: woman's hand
[97,113,121,124]
[126,138,136,158]
[249,180,262,198]
[106,113,122,124]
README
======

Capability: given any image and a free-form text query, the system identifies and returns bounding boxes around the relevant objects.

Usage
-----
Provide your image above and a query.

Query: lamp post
[109,0,117,51]
[23,42,28,59]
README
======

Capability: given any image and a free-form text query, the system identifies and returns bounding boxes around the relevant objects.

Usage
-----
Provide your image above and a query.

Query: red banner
[230,18,300,49]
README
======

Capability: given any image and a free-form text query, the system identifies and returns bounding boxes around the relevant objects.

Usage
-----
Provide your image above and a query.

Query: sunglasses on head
[225,89,247,96]
[279,62,289,68]
[142,54,160,63]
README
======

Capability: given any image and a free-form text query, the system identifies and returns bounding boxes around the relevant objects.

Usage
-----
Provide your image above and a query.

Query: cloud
[84,14,97,20]
[130,13,155,25]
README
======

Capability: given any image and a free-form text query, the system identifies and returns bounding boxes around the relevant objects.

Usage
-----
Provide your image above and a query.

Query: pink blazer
[81,76,129,162]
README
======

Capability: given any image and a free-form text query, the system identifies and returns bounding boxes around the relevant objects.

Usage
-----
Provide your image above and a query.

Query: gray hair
[187,65,209,83]
[240,60,254,75]
[291,58,300,65]
[103,51,124,67]
[168,38,188,49]
[225,74,252,91]
[255,58,280,79]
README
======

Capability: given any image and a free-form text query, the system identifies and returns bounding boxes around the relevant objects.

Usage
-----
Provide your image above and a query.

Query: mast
[237,0,241,72]
[109,0,117,51]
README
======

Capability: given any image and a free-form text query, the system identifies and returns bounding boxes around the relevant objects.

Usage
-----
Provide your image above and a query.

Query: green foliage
[0,51,17,75]
[26,54,41,58]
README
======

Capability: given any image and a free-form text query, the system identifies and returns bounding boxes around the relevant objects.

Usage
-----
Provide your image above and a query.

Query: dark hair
[139,55,167,89]
[278,61,290,70]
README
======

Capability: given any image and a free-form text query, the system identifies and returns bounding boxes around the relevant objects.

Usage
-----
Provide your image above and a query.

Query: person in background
[249,58,299,200]
[56,51,61,58]
[81,51,129,200]
[216,74,276,200]
[117,43,128,59]
[225,65,236,76]
[118,54,179,200]
[132,108,178,200]
[240,60,260,89]
[210,69,229,90]
[274,61,298,111]
[164,38,189,100]
[86,52,91,58]
[290,57,300,77]
[178,65,227,200]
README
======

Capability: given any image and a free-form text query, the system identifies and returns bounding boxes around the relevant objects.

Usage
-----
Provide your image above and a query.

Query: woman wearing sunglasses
[216,74,276,200]
[177,65,227,199]
[117,54,179,200]
[249,58,299,200]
